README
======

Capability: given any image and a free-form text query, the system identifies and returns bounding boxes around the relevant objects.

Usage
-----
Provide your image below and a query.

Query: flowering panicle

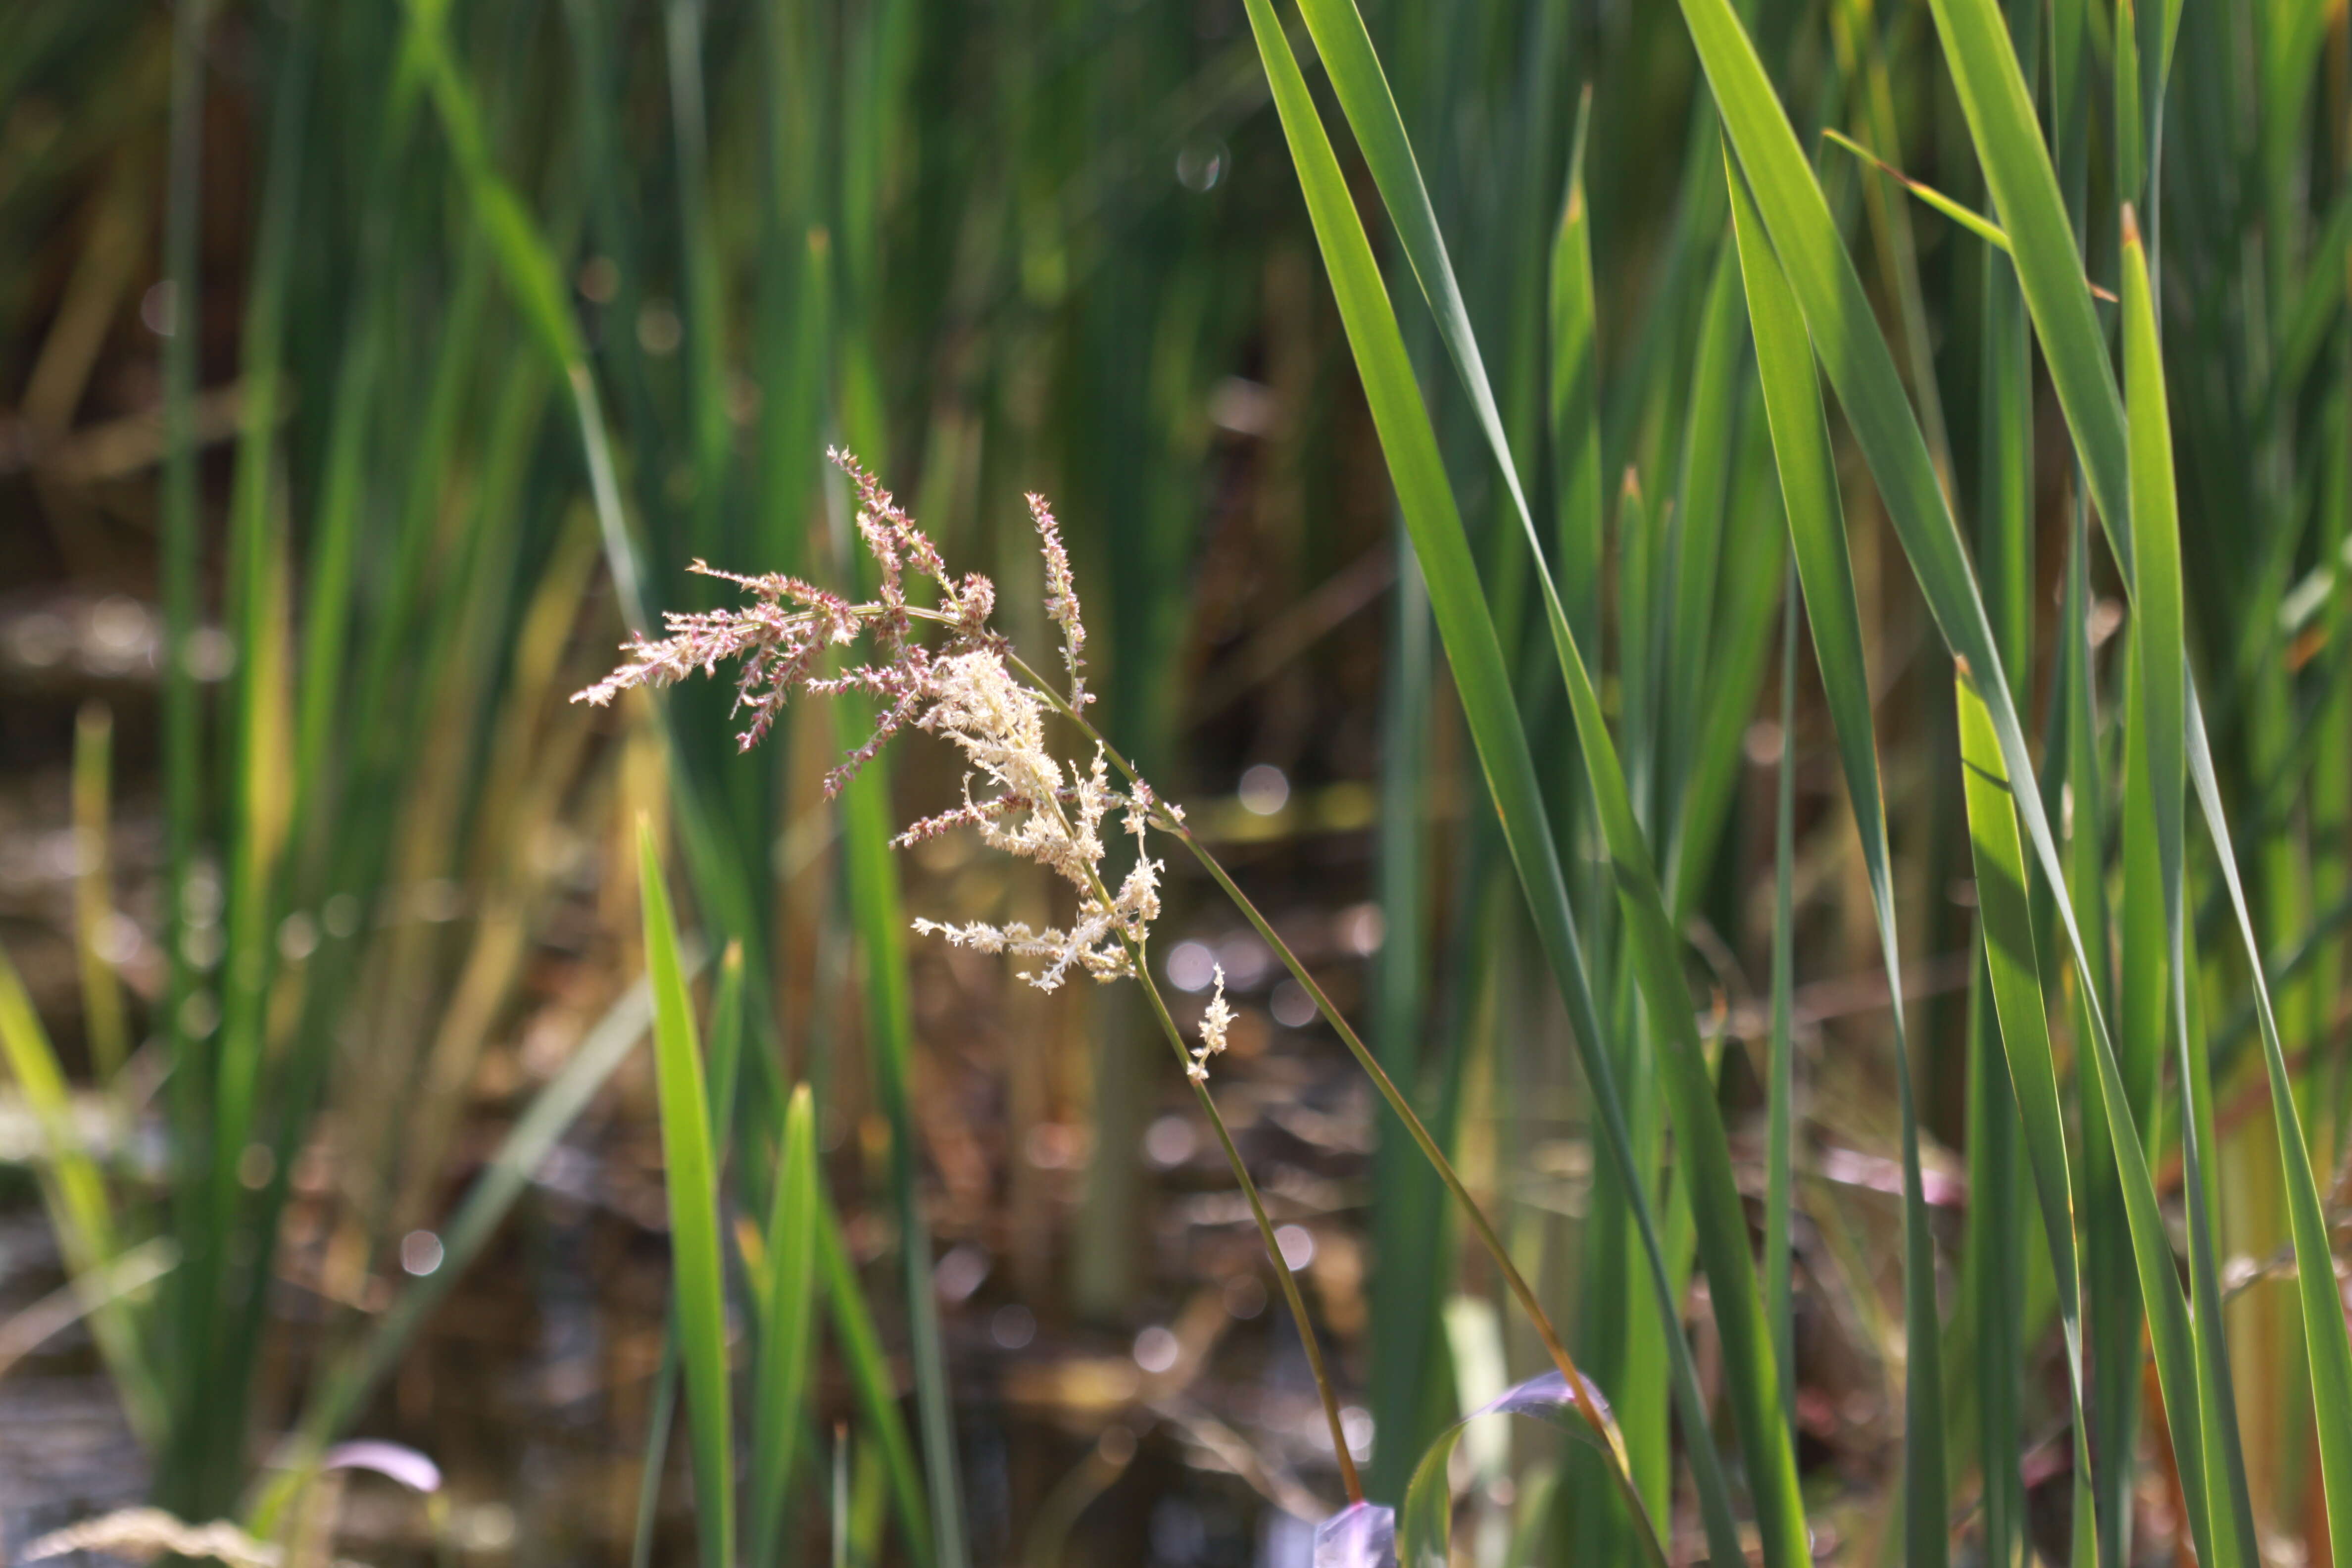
[1188,967,1232,1083]
[576,449,1166,992]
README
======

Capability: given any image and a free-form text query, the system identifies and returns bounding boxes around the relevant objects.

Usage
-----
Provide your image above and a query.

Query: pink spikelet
[1028,491,1089,709]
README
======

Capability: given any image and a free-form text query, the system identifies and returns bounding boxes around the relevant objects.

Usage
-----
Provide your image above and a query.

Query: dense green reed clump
[6,0,2352,1562]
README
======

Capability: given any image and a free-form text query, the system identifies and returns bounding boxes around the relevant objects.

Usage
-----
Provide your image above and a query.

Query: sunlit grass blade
[0,943,159,1443]
[2119,207,2261,1568]
[1820,128,2015,253]
[1917,0,2128,552]
[634,940,744,1565]
[71,703,128,1083]
[2059,502,2139,1568]
[637,822,735,1568]
[1724,155,1948,1568]
[1243,5,1764,1562]
[1954,672,2096,1521]
[815,1180,936,1568]
[1401,1373,1612,1566]
[747,1085,820,1568]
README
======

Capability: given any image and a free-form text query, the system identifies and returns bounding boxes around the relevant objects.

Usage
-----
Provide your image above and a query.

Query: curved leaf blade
[637,821,735,1568]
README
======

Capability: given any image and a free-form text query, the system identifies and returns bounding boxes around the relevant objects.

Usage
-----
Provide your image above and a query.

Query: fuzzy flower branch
[576,450,1187,1004]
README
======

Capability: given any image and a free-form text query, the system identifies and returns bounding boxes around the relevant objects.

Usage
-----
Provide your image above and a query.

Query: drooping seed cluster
[576,450,1177,999]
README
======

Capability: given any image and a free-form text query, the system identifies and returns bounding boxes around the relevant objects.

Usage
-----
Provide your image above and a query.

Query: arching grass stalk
[992,700,1363,1507]
[1002,648,1603,1415]
[1140,967,1365,1507]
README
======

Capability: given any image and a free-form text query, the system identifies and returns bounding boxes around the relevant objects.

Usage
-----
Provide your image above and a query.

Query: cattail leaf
[1246,3,1768,1563]
[1723,153,1949,1568]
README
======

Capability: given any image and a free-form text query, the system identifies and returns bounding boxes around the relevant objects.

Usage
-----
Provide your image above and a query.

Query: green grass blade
[399,0,645,631]
[2121,211,2259,1568]
[1549,88,1601,653]
[637,822,735,1568]
[633,942,744,1567]
[1689,4,2251,1545]
[834,709,968,1568]
[2129,179,2352,1561]
[815,1180,936,1568]
[1367,545,1446,1505]
[1243,6,1766,1562]
[1958,946,2027,1568]
[1917,0,2129,554]
[631,1340,681,1568]
[157,0,210,1492]
[748,1085,820,1568]
[2186,679,2352,1568]
[1659,237,1746,846]
[1764,565,1797,1399]
[2060,502,2139,1568]
[1955,665,2216,1565]
[1819,127,2017,254]
[1724,156,1947,1568]
[1954,671,2095,1496]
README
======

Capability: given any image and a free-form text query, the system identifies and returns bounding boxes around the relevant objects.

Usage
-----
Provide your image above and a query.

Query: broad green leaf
[1953,675,2093,1495]
[0,945,158,1443]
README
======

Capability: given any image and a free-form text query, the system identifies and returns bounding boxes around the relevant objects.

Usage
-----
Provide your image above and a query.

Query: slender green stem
[1131,960,1364,1507]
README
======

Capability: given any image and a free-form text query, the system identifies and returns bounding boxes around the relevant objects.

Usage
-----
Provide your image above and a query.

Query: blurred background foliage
[3,0,2352,1563]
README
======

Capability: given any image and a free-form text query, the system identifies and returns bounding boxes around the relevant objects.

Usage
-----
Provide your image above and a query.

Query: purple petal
[1313,1501,1398,1568]
[319,1440,443,1493]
